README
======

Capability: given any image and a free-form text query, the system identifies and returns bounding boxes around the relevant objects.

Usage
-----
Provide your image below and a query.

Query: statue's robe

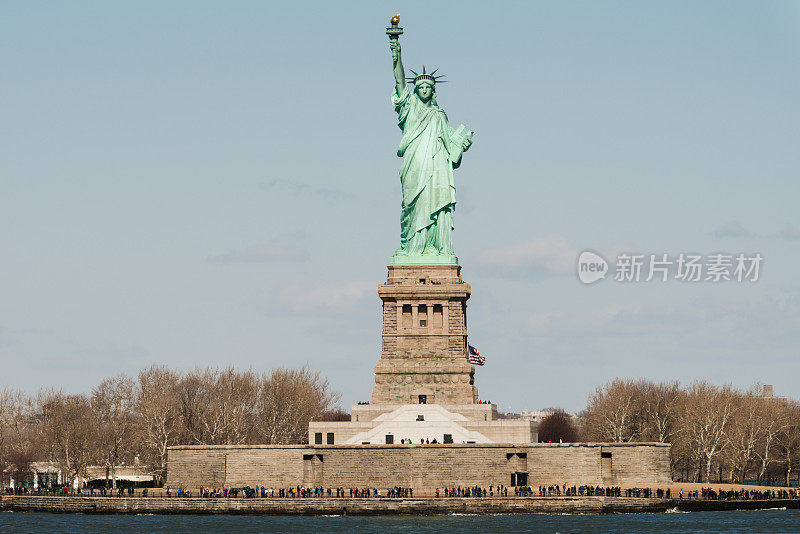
[392,85,471,255]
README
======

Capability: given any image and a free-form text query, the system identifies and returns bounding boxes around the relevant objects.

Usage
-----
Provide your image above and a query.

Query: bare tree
[6,448,36,487]
[642,381,682,443]
[679,381,738,483]
[754,393,792,484]
[777,400,800,486]
[0,388,43,489]
[91,374,137,489]
[215,367,259,444]
[583,378,647,442]
[136,364,181,484]
[176,367,258,445]
[255,366,339,444]
[38,390,98,487]
[725,387,764,483]
[175,370,204,444]
[0,387,17,486]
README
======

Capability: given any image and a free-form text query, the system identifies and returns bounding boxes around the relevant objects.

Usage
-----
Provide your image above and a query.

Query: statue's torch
[386,14,403,41]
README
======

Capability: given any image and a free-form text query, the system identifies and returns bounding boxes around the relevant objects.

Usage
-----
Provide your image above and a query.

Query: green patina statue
[387,18,473,266]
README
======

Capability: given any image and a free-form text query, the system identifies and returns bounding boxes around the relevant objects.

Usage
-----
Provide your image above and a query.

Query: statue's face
[416,82,434,103]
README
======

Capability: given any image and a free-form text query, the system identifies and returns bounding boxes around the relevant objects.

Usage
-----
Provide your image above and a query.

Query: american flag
[468,345,485,366]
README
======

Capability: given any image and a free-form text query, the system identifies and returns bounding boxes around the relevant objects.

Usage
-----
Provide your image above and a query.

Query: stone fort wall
[166,442,671,491]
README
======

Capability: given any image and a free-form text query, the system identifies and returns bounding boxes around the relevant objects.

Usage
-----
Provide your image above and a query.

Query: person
[388,37,473,261]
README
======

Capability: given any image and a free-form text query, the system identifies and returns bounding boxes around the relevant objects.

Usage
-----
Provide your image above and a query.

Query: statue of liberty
[388,20,473,265]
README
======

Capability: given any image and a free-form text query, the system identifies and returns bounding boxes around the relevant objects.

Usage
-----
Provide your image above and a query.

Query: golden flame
[390,14,400,26]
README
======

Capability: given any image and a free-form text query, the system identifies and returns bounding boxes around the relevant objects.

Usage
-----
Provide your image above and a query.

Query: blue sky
[1,1,799,412]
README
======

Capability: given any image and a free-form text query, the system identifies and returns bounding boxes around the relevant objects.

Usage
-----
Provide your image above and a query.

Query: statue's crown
[407,66,446,86]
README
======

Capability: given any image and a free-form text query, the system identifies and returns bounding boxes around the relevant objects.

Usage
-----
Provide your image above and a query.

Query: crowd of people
[4,484,798,501]
[159,484,799,500]
[2,486,144,496]
[678,487,796,501]
[437,485,508,497]
[191,486,413,498]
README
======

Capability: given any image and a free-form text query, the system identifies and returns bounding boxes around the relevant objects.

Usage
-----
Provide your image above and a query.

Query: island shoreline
[2,495,798,515]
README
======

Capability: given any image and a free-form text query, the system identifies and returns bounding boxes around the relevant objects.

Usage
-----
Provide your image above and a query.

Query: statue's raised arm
[390,39,406,95]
